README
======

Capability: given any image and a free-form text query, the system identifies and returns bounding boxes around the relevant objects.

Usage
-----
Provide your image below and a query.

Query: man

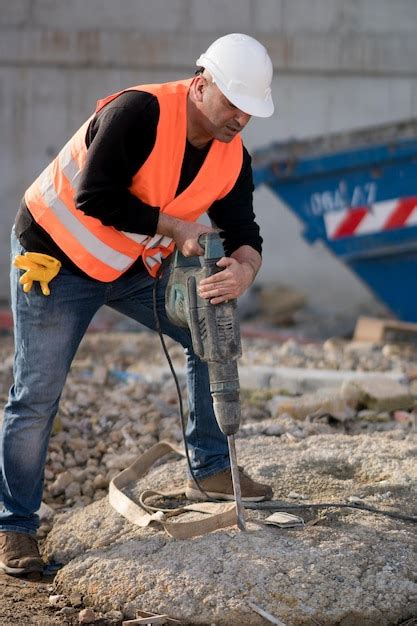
[0,33,274,575]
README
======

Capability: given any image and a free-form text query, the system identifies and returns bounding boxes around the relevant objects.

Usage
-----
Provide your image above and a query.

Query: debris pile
[1,330,417,535]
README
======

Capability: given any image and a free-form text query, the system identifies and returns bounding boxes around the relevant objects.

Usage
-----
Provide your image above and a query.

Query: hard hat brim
[214,77,274,118]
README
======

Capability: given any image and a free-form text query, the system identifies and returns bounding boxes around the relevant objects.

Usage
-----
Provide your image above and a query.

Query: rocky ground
[0,313,416,625]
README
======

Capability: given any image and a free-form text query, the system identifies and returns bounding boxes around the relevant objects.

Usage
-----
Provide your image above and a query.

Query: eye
[223,96,237,110]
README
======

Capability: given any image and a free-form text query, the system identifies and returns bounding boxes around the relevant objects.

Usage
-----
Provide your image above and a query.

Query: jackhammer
[165,232,246,531]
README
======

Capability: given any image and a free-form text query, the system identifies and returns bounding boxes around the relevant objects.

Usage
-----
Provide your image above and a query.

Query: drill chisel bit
[227,434,246,531]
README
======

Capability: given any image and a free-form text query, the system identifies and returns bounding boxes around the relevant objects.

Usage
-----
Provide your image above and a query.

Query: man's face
[200,79,251,143]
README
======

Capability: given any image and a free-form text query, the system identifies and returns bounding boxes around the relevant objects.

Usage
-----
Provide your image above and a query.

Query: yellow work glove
[13,252,62,296]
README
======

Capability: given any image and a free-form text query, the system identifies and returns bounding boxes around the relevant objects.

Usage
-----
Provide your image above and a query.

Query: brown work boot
[0,531,44,575]
[185,467,273,502]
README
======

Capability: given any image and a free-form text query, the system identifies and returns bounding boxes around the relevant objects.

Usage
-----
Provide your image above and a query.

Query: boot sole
[185,487,269,502]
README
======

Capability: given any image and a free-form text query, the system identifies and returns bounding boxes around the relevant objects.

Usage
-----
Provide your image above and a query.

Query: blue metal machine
[252,119,417,322]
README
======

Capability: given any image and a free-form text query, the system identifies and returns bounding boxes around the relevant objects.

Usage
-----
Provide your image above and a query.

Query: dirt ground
[0,570,74,626]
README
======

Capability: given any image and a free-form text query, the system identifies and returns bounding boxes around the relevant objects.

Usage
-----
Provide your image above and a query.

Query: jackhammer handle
[197,232,225,269]
[197,232,215,249]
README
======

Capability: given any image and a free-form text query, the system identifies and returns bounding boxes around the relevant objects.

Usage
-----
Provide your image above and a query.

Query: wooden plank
[354,316,417,343]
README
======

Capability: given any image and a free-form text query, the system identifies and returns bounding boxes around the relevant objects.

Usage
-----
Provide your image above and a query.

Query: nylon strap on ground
[108,441,238,539]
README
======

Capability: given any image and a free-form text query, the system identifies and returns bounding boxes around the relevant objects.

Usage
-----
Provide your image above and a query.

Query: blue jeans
[0,230,229,535]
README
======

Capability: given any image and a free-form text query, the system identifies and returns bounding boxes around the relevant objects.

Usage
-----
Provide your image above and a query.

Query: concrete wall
[1,0,417,313]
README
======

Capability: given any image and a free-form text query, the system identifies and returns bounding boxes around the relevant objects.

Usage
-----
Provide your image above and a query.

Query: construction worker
[0,33,274,575]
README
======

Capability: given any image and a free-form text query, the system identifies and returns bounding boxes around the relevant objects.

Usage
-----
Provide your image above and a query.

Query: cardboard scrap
[354,316,417,344]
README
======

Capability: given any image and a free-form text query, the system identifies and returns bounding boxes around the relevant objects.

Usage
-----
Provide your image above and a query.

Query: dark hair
[195,66,205,75]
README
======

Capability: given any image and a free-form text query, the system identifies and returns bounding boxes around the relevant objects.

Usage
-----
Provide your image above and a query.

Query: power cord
[245,501,417,524]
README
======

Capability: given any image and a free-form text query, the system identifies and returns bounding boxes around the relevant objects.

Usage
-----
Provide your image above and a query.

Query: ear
[192,75,206,103]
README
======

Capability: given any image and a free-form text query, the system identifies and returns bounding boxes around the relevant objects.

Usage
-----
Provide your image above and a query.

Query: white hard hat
[196,33,274,118]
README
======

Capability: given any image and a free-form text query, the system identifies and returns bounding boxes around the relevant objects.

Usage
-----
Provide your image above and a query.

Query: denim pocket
[10,227,27,263]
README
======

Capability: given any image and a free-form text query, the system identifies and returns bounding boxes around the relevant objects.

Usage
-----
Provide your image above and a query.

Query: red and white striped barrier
[323,196,417,239]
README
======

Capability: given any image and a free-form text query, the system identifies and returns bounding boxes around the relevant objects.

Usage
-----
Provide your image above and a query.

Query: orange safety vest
[24,79,243,281]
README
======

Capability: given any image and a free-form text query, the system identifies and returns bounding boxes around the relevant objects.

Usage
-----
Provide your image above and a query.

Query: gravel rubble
[1,330,417,538]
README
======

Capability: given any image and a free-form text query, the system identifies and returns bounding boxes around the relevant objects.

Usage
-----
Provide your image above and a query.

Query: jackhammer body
[165,232,242,435]
[165,232,246,529]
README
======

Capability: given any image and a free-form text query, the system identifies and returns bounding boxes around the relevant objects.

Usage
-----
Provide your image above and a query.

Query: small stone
[323,337,347,352]
[382,343,415,359]
[264,424,284,436]
[104,454,132,470]
[289,427,306,439]
[393,410,414,423]
[141,433,161,446]
[49,471,74,496]
[48,594,65,606]
[50,450,64,463]
[105,469,119,482]
[65,482,81,499]
[44,468,54,481]
[70,437,88,451]
[75,391,91,408]
[69,592,83,607]
[104,609,124,623]
[278,339,305,357]
[38,501,55,521]
[96,440,108,454]
[348,495,363,503]
[357,409,390,423]
[92,365,108,384]
[344,341,378,355]
[141,421,159,435]
[93,489,107,501]
[288,491,307,500]
[65,454,77,469]
[37,523,52,538]
[380,491,393,500]
[110,430,123,444]
[78,607,97,623]
[50,461,64,473]
[92,474,108,489]
[74,448,90,464]
[81,479,94,497]
[56,606,77,616]
[71,468,88,483]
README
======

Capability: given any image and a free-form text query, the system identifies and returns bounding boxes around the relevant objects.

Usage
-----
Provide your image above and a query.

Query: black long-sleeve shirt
[15,89,262,278]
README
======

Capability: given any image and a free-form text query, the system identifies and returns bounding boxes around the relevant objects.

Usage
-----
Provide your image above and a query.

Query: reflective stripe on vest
[24,79,243,281]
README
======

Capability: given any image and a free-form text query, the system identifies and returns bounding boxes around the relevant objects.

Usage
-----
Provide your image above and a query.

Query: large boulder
[44,432,417,625]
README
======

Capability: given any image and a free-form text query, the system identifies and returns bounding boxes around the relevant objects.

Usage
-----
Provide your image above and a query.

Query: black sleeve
[75,90,160,235]
[208,146,263,256]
